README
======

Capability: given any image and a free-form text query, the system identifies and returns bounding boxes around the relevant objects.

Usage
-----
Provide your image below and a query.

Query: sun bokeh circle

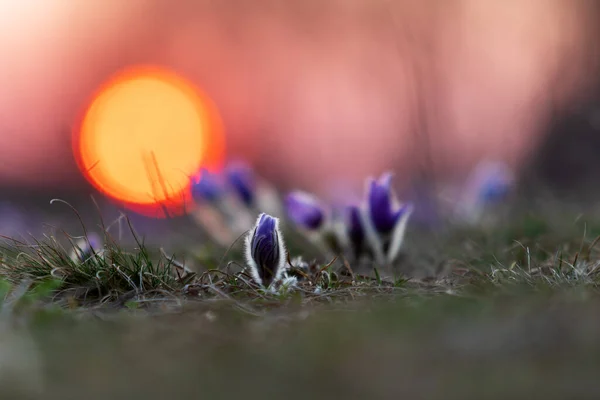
[74,66,225,217]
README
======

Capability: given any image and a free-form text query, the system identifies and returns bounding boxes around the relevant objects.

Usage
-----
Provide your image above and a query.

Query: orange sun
[74,66,225,217]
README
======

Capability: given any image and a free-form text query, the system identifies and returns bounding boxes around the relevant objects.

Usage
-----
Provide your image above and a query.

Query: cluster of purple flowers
[64,157,514,294]
[235,172,414,291]
[285,172,414,266]
[191,161,256,210]
[65,158,514,294]
[189,161,283,246]
[189,159,514,291]
[190,162,416,289]
[190,161,297,290]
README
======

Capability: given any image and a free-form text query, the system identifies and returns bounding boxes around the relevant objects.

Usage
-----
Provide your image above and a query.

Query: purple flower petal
[347,205,364,250]
[225,161,255,207]
[468,161,514,204]
[250,213,281,287]
[478,172,511,203]
[86,233,102,252]
[367,173,401,234]
[285,191,325,230]
[191,169,222,202]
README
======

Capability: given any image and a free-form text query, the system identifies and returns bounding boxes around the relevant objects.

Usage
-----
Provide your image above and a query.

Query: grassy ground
[2,204,600,399]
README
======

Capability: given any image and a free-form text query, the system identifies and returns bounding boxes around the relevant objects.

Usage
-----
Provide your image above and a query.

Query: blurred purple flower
[367,173,409,234]
[225,161,255,207]
[285,191,325,230]
[454,160,514,224]
[476,164,513,203]
[244,213,286,288]
[346,205,364,251]
[191,169,223,202]
[87,233,102,251]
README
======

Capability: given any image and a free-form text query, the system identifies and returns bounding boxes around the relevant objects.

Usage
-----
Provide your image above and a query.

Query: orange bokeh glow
[74,66,225,217]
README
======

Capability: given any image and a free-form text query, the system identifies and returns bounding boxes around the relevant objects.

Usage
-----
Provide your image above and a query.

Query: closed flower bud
[244,213,287,288]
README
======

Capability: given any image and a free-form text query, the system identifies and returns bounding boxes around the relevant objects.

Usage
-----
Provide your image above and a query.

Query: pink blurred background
[0,0,599,200]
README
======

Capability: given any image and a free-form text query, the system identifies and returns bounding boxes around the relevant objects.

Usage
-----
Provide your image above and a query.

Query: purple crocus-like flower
[361,172,414,264]
[346,205,364,251]
[225,161,255,207]
[367,173,408,234]
[285,191,325,230]
[191,169,223,202]
[245,213,287,288]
